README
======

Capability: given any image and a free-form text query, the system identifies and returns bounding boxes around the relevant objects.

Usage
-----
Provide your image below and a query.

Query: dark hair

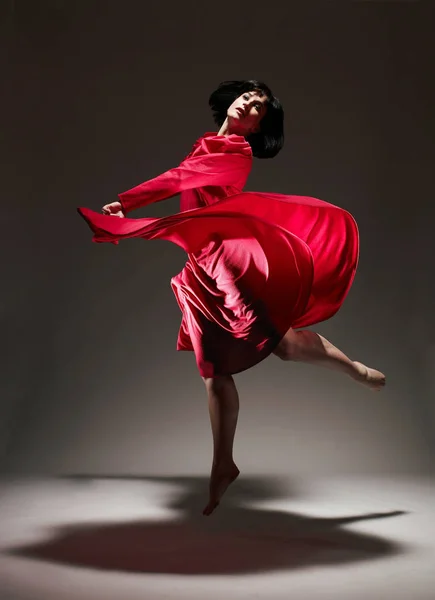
[208,79,284,159]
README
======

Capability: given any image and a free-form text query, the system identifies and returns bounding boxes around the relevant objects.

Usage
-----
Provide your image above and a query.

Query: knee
[273,336,300,361]
[202,374,233,390]
[274,330,319,361]
[273,341,295,361]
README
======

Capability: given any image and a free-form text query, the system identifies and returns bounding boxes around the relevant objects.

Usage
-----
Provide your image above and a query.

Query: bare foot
[351,361,386,391]
[203,461,240,516]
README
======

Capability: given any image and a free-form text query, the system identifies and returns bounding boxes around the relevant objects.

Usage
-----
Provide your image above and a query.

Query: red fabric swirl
[78,133,359,377]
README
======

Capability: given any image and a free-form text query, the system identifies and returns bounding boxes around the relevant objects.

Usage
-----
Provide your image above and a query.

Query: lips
[236,107,245,118]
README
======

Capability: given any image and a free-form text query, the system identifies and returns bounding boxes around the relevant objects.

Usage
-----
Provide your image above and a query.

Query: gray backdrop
[2,1,434,477]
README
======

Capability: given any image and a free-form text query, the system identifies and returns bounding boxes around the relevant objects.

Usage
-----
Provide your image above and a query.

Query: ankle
[212,456,236,467]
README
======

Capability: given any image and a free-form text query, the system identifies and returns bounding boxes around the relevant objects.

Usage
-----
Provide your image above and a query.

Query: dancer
[78,80,385,516]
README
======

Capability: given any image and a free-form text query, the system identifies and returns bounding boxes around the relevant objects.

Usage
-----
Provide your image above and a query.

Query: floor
[0,474,434,600]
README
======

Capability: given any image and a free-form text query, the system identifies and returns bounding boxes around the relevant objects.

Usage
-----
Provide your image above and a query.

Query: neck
[217,118,230,136]
[217,118,249,138]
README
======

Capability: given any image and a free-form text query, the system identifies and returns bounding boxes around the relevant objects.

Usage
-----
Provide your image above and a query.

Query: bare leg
[202,375,240,516]
[273,328,385,390]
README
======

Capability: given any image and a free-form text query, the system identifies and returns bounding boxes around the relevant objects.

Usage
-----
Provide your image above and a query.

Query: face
[227,90,268,136]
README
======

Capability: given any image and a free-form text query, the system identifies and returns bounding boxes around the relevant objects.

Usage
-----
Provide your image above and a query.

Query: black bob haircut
[208,80,284,159]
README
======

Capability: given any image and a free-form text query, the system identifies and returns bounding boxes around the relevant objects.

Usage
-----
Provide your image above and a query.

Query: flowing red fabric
[78,133,359,377]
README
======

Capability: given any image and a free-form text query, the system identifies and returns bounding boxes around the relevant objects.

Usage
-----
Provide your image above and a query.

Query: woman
[78,80,385,516]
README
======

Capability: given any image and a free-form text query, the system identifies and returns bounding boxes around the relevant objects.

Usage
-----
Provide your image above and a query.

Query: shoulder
[194,132,253,158]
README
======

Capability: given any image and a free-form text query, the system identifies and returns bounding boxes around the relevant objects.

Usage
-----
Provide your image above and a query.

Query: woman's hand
[102,201,125,218]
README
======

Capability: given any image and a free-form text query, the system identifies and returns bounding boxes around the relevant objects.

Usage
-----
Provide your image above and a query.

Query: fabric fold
[78,133,359,377]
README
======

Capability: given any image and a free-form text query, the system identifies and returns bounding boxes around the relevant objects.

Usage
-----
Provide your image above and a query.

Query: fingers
[102,202,122,216]
[102,209,125,218]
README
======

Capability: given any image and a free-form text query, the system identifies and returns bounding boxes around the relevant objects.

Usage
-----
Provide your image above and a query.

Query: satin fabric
[78,133,359,377]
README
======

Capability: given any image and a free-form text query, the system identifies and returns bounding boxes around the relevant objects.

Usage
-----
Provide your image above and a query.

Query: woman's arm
[118,151,252,214]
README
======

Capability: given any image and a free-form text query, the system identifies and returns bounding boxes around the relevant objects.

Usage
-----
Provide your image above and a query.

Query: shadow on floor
[5,474,408,575]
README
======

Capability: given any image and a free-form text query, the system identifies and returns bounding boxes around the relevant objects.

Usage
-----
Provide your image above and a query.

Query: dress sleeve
[118,137,252,214]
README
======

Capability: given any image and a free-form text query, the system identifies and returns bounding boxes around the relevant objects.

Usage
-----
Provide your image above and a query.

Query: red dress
[78,133,359,377]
